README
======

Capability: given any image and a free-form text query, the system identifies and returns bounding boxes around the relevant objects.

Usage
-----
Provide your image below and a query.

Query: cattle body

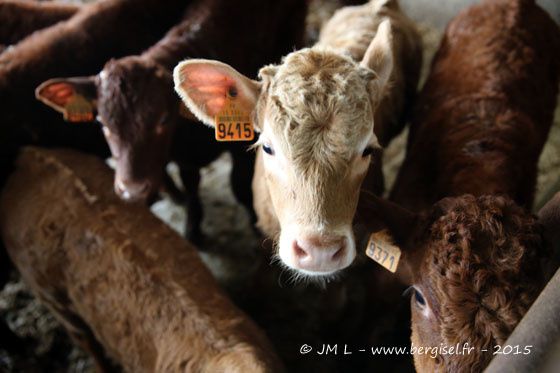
[390,0,560,212]
[0,147,283,373]
[174,0,422,276]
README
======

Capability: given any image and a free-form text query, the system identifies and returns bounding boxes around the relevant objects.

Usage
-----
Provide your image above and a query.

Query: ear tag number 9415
[214,89,254,142]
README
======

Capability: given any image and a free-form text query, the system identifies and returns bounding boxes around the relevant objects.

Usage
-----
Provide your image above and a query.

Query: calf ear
[357,191,421,280]
[360,20,394,102]
[36,77,97,123]
[173,59,260,128]
[357,191,419,247]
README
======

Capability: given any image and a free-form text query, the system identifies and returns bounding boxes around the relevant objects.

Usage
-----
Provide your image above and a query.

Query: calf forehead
[265,49,373,169]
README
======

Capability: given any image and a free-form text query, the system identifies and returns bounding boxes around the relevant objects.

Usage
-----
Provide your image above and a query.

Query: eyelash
[413,287,426,307]
[362,146,374,157]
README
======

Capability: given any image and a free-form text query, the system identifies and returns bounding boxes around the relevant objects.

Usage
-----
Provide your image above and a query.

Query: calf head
[358,193,548,372]
[174,21,394,277]
[36,56,183,202]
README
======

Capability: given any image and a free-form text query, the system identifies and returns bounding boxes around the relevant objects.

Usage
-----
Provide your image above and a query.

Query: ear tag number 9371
[365,232,401,273]
[214,88,254,142]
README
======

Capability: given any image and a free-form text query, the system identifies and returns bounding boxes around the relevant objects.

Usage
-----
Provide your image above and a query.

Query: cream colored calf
[174,0,421,277]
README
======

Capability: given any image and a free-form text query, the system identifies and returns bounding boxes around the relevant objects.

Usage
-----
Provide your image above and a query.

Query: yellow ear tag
[214,89,254,142]
[365,231,401,273]
[64,94,94,122]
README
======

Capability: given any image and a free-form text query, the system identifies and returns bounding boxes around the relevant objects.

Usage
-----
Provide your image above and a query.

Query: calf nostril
[332,247,345,260]
[293,241,309,259]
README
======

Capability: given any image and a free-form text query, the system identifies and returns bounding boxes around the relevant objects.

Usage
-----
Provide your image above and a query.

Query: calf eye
[413,287,426,308]
[262,144,275,156]
[362,146,374,157]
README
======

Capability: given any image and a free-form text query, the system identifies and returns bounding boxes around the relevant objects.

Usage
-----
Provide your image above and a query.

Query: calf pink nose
[115,179,151,201]
[292,234,347,273]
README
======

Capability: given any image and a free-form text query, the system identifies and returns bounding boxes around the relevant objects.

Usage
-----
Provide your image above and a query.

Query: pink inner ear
[39,82,75,107]
[180,65,237,117]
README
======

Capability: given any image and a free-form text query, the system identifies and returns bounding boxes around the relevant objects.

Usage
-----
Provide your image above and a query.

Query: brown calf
[0,0,194,190]
[36,0,306,241]
[0,147,283,373]
[358,0,560,371]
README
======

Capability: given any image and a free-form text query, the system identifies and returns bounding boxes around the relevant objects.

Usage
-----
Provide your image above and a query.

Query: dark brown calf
[0,0,193,179]
[0,147,283,372]
[357,0,560,371]
[36,0,307,240]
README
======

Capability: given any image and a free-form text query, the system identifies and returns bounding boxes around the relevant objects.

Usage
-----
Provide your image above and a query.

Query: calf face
[174,21,393,276]
[36,56,181,201]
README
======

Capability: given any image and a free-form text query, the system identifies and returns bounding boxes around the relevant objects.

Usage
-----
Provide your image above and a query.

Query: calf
[36,0,307,241]
[359,192,556,372]
[174,0,422,276]
[0,0,194,190]
[0,147,283,373]
[358,0,560,371]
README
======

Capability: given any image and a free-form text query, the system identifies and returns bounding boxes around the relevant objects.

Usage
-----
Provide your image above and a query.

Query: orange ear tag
[365,231,401,273]
[64,94,94,122]
[213,90,254,142]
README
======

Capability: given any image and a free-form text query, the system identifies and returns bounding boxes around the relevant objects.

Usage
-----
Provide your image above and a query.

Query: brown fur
[0,147,283,372]
[390,0,560,211]
[358,0,560,372]
[0,0,193,192]
[37,0,306,241]
[0,0,79,46]
[409,195,545,372]
[0,0,194,357]
[357,191,555,372]
[358,1,560,371]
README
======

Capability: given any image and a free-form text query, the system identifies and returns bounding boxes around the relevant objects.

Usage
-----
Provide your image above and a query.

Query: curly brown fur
[415,195,545,371]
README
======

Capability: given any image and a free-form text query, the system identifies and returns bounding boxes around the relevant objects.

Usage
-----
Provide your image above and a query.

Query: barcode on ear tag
[365,232,401,273]
[64,94,94,122]
[214,95,254,142]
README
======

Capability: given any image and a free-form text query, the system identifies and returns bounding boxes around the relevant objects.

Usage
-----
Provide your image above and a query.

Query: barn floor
[1,4,560,373]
